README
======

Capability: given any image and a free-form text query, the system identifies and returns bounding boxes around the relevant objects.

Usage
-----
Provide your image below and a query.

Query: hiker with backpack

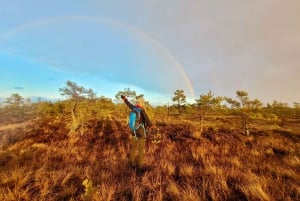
[121,94,154,171]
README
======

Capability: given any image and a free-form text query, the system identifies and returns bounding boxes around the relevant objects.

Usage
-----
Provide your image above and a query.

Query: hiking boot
[129,162,136,169]
[136,166,148,176]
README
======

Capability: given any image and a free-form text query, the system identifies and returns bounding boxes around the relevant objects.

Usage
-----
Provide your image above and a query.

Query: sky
[0,0,299,106]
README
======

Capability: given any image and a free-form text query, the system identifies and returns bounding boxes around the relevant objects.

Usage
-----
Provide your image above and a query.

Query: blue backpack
[128,107,145,138]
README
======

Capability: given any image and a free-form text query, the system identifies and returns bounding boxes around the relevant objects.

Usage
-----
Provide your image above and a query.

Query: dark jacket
[123,98,153,129]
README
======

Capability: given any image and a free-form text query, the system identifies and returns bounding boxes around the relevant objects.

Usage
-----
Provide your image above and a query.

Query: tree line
[1,81,299,137]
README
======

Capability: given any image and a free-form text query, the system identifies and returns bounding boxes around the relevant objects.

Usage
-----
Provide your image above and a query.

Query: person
[121,94,154,170]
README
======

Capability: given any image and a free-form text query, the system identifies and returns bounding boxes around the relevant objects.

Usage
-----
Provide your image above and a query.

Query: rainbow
[0,16,196,99]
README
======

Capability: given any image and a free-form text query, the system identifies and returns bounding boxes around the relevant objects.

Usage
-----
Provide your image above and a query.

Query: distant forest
[1,80,299,137]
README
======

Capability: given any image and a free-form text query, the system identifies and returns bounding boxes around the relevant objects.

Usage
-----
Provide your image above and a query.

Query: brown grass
[0,115,299,201]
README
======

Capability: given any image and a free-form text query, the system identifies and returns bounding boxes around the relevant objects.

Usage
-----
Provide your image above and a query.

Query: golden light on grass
[284,155,300,167]
[241,183,270,201]
[192,130,201,139]
[0,109,299,200]
[181,184,202,201]
[161,161,176,175]
[180,163,194,177]
[191,144,206,161]
[93,183,116,201]
[31,143,47,149]
[166,180,180,199]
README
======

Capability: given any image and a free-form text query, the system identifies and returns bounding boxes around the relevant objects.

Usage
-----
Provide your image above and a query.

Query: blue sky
[1,0,300,105]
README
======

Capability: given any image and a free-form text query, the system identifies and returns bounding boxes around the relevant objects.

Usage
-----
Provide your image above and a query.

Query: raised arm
[121,95,154,129]
[121,95,135,110]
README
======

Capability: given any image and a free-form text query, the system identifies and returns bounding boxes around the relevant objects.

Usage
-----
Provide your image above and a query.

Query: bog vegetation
[0,81,299,201]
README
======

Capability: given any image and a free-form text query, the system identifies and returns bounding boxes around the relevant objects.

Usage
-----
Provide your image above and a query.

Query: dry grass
[0,115,299,201]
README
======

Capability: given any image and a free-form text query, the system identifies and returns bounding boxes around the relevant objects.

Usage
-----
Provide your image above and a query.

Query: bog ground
[0,113,299,201]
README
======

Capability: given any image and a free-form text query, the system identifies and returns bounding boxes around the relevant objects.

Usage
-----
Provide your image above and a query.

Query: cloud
[11,86,24,90]
[40,58,64,69]
[1,0,299,105]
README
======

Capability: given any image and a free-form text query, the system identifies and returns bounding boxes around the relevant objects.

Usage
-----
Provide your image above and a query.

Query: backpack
[128,107,145,138]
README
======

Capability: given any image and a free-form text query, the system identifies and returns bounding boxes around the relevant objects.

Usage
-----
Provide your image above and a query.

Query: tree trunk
[199,114,203,134]
[69,100,79,136]
[241,112,249,136]
[177,100,181,114]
